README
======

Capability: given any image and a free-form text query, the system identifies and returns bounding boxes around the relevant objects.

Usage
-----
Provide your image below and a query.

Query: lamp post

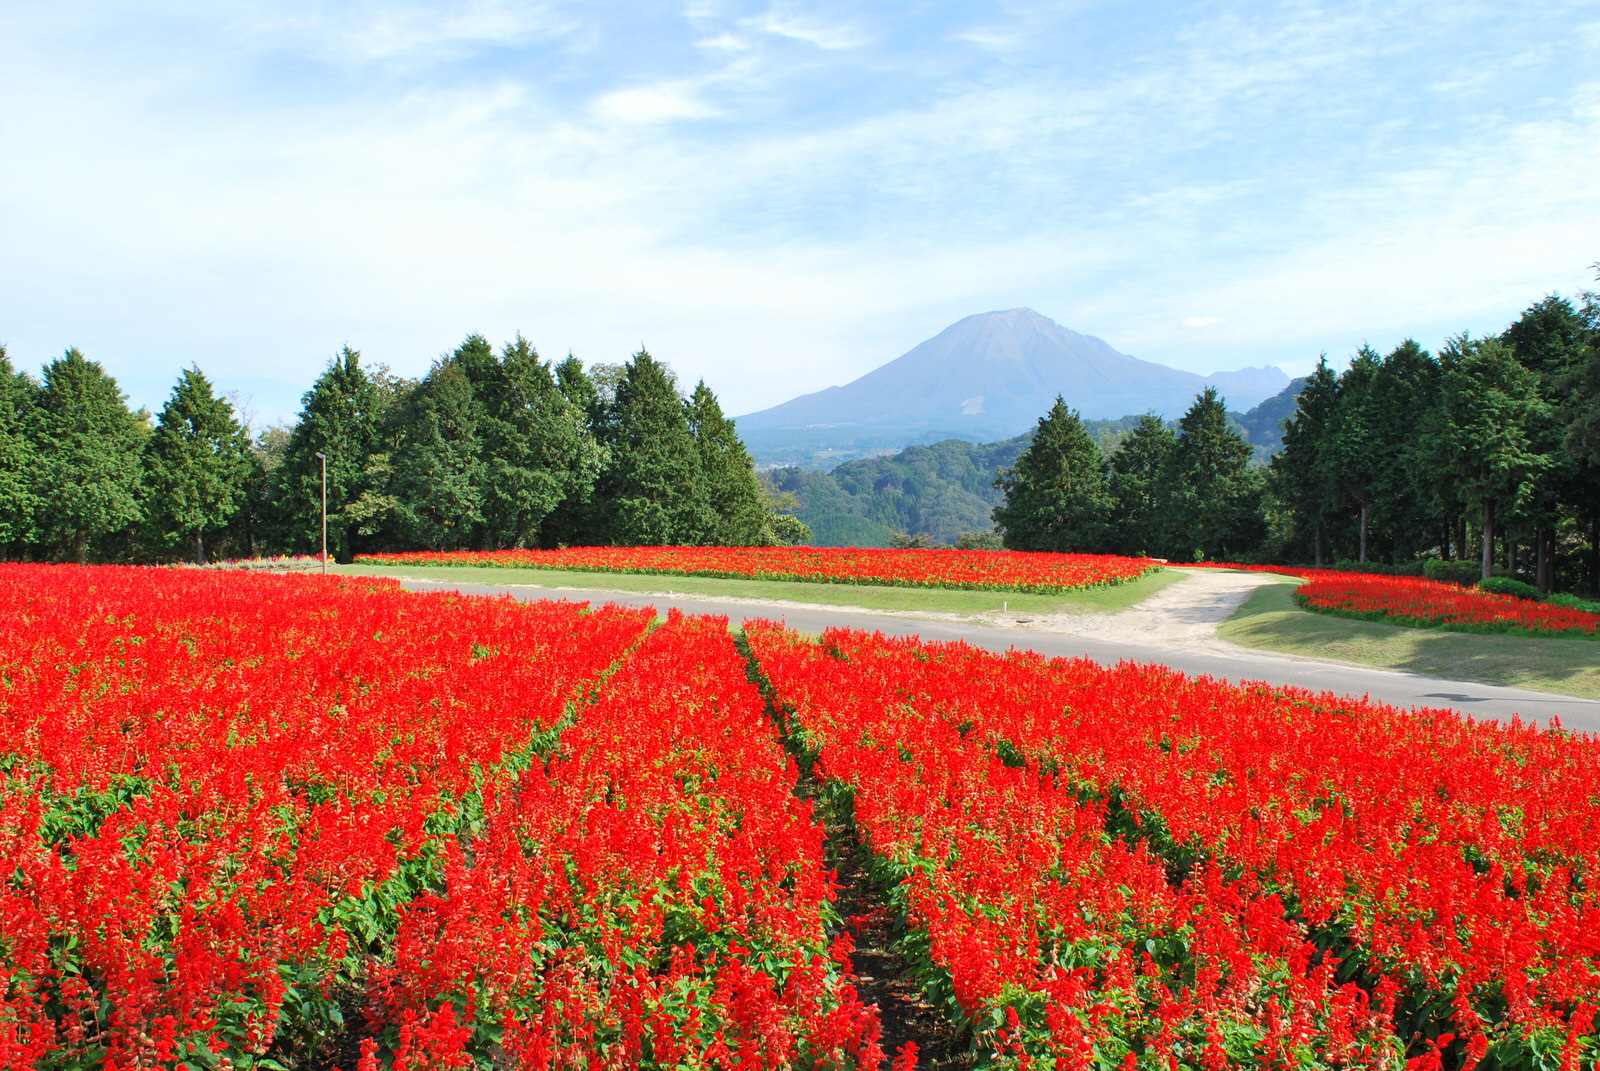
[314,451,327,574]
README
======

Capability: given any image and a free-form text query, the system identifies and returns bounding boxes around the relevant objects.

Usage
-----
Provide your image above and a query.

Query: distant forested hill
[768,385,1305,547]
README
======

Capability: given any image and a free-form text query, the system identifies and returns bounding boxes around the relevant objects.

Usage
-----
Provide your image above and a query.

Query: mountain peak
[735,310,1288,466]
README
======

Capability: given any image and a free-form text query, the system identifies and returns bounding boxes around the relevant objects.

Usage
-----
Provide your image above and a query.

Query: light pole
[314,451,328,574]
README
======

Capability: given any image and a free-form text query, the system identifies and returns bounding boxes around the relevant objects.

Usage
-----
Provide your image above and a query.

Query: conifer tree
[275,346,389,562]
[1107,413,1177,558]
[35,349,148,563]
[0,347,42,559]
[991,397,1113,552]
[1329,347,1385,562]
[1435,337,1552,579]
[1563,291,1600,590]
[1168,388,1260,561]
[143,366,254,563]
[1371,340,1442,563]
[1271,357,1339,565]
[544,355,607,546]
[1503,296,1594,590]
[687,379,771,545]
[596,350,712,545]
[472,337,596,549]
[390,358,483,549]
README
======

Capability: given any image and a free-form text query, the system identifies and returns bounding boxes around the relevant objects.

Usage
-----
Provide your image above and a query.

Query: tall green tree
[1503,295,1595,591]
[1271,357,1339,565]
[389,357,483,549]
[473,337,597,549]
[595,350,712,545]
[275,346,391,562]
[1329,347,1385,562]
[35,349,148,563]
[1562,290,1600,590]
[544,356,608,546]
[1107,413,1177,558]
[0,347,42,559]
[1370,340,1442,563]
[1168,388,1261,562]
[686,380,772,545]
[143,366,254,563]
[992,397,1113,552]
[1436,336,1552,580]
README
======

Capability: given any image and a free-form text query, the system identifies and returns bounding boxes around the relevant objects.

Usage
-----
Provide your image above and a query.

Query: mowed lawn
[1219,573,1600,700]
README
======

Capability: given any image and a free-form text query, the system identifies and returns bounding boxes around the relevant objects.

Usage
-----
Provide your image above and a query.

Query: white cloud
[227,0,583,66]
[743,6,867,50]
[3,0,1598,425]
[591,83,721,123]
[695,31,750,51]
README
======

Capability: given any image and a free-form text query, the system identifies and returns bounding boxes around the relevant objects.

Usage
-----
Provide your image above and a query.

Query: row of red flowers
[745,622,1600,1068]
[352,545,1158,595]
[4,563,1599,1068]
[746,622,1407,1068]
[0,566,879,1068]
[1191,562,1600,638]
[1290,572,1600,639]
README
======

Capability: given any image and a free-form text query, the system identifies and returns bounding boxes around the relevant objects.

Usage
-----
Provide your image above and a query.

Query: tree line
[992,285,1600,593]
[0,336,804,565]
[993,387,1266,563]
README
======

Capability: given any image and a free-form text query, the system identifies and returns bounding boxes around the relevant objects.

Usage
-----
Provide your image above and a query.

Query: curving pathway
[390,569,1600,734]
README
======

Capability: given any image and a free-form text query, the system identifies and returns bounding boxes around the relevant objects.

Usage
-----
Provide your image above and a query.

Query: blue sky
[3,1,1597,430]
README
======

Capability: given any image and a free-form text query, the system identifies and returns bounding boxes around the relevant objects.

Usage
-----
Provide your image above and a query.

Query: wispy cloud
[743,5,869,50]
[2,0,1596,424]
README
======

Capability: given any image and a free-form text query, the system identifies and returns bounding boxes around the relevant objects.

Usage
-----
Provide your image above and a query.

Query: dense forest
[984,288,1600,593]
[762,390,1303,549]
[0,336,803,565]
[4,280,1596,593]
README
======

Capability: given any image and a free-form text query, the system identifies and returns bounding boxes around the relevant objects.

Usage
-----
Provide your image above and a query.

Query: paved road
[397,578,1600,734]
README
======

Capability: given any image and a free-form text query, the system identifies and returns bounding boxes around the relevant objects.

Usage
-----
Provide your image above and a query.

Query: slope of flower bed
[353,545,1157,595]
[1291,572,1600,638]
[757,625,1600,1068]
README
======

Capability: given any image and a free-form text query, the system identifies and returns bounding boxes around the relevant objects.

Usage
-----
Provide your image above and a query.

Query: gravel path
[973,566,1274,648]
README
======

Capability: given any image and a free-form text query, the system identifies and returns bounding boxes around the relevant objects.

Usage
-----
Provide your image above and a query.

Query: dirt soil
[974,567,1276,649]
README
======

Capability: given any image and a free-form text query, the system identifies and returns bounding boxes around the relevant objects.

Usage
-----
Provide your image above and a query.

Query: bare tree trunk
[1537,527,1554,594]
[1455,516,1468,563]
[1507,538,1518,576]
[74,529,88,565]
[1590,518,1600,594]
[1358,502,1369,564]
[195,528,206,566]
[1480,500,1495,581]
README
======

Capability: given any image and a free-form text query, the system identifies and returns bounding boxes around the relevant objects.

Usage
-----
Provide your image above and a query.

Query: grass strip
[1218,576,1600,700]
[338,562,1184,617]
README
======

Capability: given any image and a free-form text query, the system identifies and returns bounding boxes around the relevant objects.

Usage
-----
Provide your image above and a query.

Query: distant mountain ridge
[765,377,1308,548]
[736,308,1288,467]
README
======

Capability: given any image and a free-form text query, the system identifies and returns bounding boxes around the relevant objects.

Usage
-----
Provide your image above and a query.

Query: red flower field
[352,545,1157,595]
[1291,573,1600,639]
[2,562,1597,1068]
